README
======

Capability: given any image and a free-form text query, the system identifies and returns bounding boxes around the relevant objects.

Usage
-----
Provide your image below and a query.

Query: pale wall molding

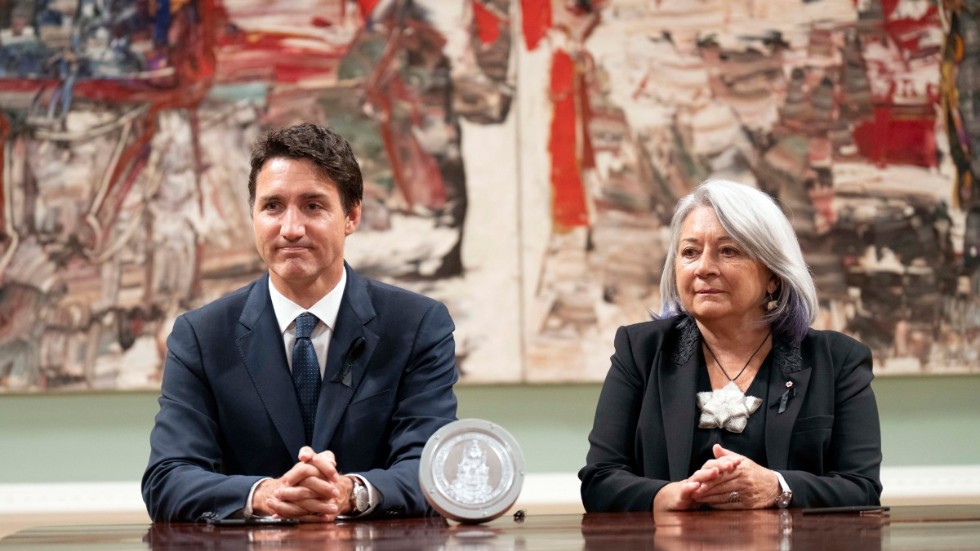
[1,466,978,514]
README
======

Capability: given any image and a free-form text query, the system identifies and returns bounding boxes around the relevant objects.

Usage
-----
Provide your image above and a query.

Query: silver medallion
[419,418,525,523]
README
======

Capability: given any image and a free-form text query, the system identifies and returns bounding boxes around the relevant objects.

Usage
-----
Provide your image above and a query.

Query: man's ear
[345,202,362,235]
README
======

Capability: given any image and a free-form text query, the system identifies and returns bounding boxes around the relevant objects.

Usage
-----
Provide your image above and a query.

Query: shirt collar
[268,267,347,335]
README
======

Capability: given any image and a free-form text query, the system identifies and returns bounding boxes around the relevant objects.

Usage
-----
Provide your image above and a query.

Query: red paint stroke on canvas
[878,0,939,54]
[357,0,381,18]
[363,25,447,212]
[214,29,345,84]
[549,49,588,231]
[852,106,937,168]
[378,77,447,210]
[522,0,551,50]
[472,1,502,45]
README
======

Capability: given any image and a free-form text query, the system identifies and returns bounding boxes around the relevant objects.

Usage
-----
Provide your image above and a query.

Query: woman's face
[675,206,776,328]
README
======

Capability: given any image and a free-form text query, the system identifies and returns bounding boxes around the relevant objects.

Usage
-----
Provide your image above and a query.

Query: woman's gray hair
[659,179,818,343]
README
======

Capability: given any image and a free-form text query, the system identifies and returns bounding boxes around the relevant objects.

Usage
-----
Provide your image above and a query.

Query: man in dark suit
[142,123,459,522]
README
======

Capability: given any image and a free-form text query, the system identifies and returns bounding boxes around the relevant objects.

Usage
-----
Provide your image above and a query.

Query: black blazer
[142,265,459,521]
[579,315,882,511]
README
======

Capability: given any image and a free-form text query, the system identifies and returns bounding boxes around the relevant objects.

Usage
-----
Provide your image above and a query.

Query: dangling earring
[766,293,778,312]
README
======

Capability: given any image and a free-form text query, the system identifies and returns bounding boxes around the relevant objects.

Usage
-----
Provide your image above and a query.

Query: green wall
[1,376,979,484]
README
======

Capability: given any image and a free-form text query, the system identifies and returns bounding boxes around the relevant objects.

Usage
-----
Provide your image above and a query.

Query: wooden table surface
[2,505,979,550]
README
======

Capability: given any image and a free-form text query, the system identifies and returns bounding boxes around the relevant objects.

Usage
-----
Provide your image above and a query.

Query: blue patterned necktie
[292,313,321,444]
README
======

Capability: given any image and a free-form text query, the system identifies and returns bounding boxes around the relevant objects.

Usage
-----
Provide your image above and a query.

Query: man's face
[252,157,360,305]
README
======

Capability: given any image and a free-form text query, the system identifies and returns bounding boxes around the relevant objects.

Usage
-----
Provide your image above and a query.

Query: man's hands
[251,447,357,522]
[653,444,780,512]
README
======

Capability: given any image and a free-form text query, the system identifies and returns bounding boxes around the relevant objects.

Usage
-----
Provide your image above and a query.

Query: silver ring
[727,491,741,503]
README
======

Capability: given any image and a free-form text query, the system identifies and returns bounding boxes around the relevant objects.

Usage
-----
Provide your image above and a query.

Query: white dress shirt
[244,270,378,518]
[269,268,346,378]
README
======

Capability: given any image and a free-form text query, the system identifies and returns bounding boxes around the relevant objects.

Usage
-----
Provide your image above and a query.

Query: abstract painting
[1,0,977,391]
[519,0,980,380]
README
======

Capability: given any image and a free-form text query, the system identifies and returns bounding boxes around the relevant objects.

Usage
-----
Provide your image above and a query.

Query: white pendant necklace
[696,332,770,434]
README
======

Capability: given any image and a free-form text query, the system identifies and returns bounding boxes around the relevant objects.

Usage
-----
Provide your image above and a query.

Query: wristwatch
[350,476,370,515]
[773,472,793,509]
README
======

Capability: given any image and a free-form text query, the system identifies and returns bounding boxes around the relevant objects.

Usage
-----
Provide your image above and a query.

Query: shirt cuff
[774,471,791,493]
[244,478,271,519]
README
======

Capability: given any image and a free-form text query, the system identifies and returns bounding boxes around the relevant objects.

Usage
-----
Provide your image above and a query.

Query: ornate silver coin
[419,418,525,523]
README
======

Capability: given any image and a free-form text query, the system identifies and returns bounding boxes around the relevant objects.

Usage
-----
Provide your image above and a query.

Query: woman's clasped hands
[653,444,779,511]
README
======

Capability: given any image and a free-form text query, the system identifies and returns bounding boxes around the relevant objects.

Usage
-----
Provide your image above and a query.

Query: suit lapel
[661,318,699,480]
[764,336,811,470]
[312,266,379,450]
[237,276,306,457]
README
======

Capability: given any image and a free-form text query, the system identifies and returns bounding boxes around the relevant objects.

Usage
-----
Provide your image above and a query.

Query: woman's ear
[767,276,779,295]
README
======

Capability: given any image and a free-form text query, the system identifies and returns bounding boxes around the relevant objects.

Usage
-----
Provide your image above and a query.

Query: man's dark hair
[248,123,364,214]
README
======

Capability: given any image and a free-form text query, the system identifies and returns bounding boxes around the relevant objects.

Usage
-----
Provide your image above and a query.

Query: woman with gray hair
[579,179,882,512]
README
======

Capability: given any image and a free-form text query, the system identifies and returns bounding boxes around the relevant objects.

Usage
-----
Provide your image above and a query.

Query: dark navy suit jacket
[142,266,458,521]
[579,315,882,511]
